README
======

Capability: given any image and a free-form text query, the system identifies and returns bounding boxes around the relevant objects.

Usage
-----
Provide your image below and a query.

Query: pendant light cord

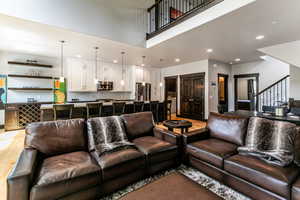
[95,47,99,81]
[121,52,125,81]
[60,41,65,77]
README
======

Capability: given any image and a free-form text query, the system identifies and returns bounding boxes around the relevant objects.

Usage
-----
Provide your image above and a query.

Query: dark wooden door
[180,73,205,120]
[218,74,229,113]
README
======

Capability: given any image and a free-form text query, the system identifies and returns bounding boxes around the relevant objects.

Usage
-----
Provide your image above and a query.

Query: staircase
[257,75,290,112]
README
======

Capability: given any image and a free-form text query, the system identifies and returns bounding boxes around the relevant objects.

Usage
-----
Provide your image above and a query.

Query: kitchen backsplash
[67,91,134,101]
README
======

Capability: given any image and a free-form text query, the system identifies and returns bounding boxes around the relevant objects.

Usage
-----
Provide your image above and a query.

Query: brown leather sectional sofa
[7,112,181,200]
[183,112,300,200]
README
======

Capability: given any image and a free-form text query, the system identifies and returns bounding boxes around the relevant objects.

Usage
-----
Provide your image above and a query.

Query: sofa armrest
[7,148,38,200]
[183,128,210,145]
[154,127,182,146]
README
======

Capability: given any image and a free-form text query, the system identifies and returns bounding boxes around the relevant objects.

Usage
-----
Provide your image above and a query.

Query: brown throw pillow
[238,117,297,167]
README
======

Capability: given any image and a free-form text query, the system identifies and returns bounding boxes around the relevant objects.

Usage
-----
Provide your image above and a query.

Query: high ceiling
[0,0,299,67]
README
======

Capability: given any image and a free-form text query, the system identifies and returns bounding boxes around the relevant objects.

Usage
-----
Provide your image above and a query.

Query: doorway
[218,74,229,113]
[234,73,259,111]
[180,73,205,120]
[164,76,177,116]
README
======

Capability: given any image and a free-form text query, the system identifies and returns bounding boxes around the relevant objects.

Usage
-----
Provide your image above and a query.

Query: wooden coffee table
[163,120,192,133]
[120,172,222,200]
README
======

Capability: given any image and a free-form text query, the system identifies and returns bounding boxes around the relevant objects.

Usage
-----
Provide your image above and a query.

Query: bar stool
[165,100,172,120]
[134,101,144,113]
[53,104,74,121]
[150,101,159,123]
[112,102,126,116]
[86,102,103,119]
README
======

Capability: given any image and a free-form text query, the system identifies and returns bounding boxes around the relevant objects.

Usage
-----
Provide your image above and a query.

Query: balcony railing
[147,0,223,39]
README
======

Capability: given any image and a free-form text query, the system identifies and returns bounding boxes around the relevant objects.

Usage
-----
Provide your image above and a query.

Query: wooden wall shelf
[8,74,54,79]
[8,61,53,68]
[8,88,53,91]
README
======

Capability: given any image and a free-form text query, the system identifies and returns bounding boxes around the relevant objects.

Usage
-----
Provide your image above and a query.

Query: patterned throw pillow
[238,117,297,167]
[294,127,300,166]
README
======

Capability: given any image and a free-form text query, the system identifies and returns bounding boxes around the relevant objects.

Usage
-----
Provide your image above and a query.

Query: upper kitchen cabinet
[102,63,133,92]
[67,58,97,92]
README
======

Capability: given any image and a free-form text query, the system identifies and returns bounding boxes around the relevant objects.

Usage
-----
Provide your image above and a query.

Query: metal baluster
[269,88,272,106]
[285,79,287,102]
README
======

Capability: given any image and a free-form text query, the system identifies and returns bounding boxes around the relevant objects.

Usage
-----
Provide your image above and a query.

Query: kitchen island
[40,101,166,122]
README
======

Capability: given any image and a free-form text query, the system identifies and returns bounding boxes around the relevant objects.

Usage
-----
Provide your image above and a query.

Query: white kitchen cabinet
[67,58,97,92]
[103,63,133,92]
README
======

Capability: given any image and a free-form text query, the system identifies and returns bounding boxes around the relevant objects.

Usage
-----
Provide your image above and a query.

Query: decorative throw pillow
[294,127,300,166]
[238,117,297,167]
[87,116,135,156]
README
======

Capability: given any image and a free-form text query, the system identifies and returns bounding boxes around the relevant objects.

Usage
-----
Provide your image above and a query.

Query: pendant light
[159,58,163,87]
[142,56,146,86]
[59,40,65,82]
[94,47,99,84]
[120,52,125,86]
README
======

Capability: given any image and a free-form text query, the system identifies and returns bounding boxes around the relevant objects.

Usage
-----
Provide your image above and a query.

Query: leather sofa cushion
[292,178,300,200]
[96,148,146,181]
[224,154,299,198]
[31,151,101,200]
[122,112,154,140]
[186,138,238,169]
[208,112,248,146]
[25,119,86,156]
[133,136,178,164]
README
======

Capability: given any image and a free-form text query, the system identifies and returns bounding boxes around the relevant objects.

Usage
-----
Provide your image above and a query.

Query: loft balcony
[147,0,223,40]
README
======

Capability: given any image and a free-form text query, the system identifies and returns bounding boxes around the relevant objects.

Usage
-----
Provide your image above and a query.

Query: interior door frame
[218,73,229,112]
[164,76,178,116]
[234,73,259,111]
[180,72,205,120]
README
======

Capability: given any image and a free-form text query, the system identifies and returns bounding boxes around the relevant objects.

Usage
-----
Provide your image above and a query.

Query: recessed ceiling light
[113,60,118,63]
[141,63,145,67]
[229,62,233,65]
[206,49,213,53]
[175,58,180,62]
[260,56,267,60]
[256,35,265,40]
[76,54,81,58]
[235,58,241,62]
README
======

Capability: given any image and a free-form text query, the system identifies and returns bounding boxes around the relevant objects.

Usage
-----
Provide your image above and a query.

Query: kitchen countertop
[40,101,164,110]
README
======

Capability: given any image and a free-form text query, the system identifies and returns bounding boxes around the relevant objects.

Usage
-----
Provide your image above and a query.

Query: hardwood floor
[0,115,206,200]
[0,130,25,200]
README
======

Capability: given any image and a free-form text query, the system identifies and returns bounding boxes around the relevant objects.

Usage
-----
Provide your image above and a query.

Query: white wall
[161,60,209,118]
[0,0,149,47]
[231,56,290,110]
[232,56,290,92]
[290,65,300,100]
[0,51,60,103]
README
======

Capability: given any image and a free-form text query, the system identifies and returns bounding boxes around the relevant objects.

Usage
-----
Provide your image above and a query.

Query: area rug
[100,165,251,200]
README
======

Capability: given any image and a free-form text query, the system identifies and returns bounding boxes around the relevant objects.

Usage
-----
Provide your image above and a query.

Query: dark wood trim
[147,0,224,40]
[234,73,259,111]
[8,61,53,68]
[8,74,55,79]
[164,75,178,116]
[257,75,290,96]
[180,72,205,79]
[8,88,54,91]
[233,73,259,79]
[218,73,229,112]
